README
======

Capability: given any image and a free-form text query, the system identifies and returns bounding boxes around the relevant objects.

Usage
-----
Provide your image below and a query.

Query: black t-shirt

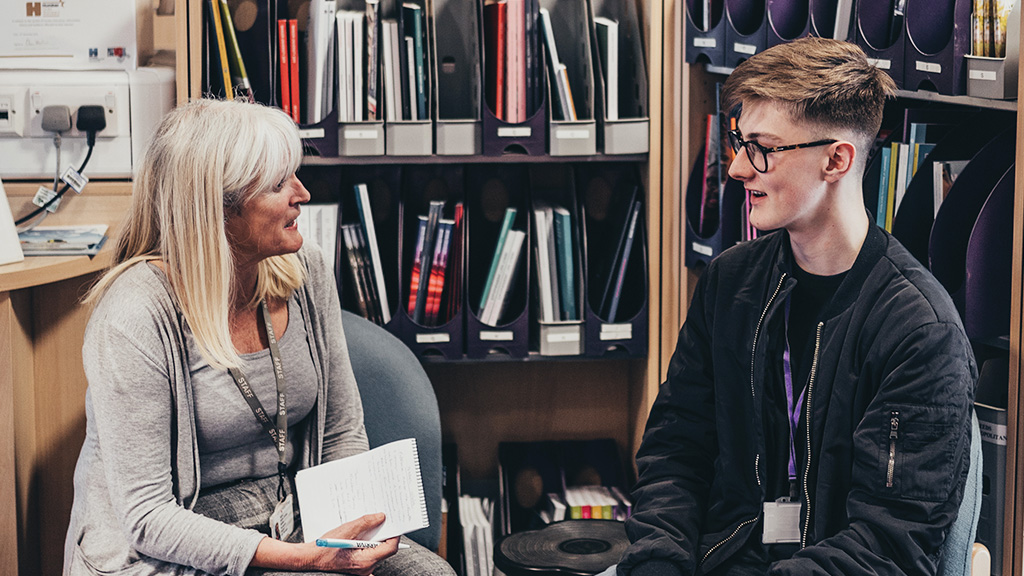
[760,263,846,559]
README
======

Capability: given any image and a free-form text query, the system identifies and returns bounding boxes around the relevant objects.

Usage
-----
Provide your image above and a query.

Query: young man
[617,38,977,575]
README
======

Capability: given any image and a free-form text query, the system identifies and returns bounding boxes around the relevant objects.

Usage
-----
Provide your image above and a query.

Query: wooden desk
[1,184,130,576]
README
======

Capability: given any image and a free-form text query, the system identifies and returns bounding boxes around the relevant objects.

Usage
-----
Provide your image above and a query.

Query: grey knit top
[63,243,369,576]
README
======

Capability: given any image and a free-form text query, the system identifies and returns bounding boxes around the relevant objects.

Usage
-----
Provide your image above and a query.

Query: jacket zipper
[700,517,759,566]
[751,274,787,487]
[887,411,900,488]
[800,321,823,548]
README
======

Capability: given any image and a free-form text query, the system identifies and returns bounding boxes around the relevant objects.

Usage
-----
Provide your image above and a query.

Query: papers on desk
[18,225,108,257]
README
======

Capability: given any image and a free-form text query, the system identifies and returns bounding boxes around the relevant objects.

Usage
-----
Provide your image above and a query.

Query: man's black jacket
[620,225,978,575]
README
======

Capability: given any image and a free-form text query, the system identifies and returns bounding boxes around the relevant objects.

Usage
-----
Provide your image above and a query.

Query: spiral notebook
[296,437,428,542]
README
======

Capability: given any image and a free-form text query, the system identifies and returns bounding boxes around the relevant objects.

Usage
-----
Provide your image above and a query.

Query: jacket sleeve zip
[800,321,823,548]
[700,517,759,566]
[887,411,900,488]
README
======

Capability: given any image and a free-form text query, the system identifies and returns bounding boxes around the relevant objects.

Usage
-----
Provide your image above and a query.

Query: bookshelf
[673,5,1024,576]
[178,0,668,516]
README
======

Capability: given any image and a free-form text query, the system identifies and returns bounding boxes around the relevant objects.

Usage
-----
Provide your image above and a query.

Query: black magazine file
[465,165,532,359]
[542,0,598,155]
[685,0,727,65]
[479,0,548,156]
[724,0,767,67]
[889,108,1008,265]
[903,0,971,95]
[281,0,340,156]
[226,0,277,105]
[928,127,1016,324]
[527,165,586,356]
[766,0,810,47]
[335,0,386,156]
[808,0,854,40]
[394,165,466,360]
[298,164,402,326]
[432,0,484,154]
[577,165,648,358]
[963,165,1014,342]
[684,144,746,269]
[854,0,905,88]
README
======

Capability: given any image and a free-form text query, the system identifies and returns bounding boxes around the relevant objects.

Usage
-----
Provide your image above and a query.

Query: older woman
[64,99,454,576]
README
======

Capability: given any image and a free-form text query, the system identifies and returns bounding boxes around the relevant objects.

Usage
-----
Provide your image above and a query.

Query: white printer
[0,66,175,179]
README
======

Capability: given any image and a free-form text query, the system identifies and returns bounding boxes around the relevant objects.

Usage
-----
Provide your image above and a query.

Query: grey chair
[343,310,443,551]
[939,411,985,576]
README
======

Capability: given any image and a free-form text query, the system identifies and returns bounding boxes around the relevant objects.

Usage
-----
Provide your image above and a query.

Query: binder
[903,0,971,95]
[431,0,483,154]
[588,0,650,154]
[465,165,531,359]
[540,0,598,155]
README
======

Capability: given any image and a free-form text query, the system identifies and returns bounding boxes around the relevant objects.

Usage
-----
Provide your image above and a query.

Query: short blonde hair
[89,99,305,370]
[722,37,896,168]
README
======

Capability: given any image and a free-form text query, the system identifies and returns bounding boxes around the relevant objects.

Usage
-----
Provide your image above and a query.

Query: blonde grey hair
[88,98,306,370]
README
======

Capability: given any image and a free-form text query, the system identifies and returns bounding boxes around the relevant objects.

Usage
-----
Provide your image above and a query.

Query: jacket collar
[773,217,888,320]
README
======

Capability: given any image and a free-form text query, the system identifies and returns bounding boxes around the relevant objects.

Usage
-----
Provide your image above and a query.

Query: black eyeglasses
[726,129,837,173]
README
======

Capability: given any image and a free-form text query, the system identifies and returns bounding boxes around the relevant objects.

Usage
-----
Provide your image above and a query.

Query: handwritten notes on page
[296,438,429,542]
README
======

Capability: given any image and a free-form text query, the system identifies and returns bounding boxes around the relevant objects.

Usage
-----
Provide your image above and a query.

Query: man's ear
[823,141,857,183]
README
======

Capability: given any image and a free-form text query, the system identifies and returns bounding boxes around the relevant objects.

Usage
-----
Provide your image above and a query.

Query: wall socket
[23,86,125,139]
[0,90,25,137]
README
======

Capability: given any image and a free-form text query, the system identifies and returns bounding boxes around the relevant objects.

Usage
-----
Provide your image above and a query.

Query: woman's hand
[309,513,399,575]
[251,513,399,575]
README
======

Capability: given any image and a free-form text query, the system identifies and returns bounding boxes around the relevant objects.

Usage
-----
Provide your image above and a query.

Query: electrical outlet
[0,90,26,137]
[25,86,124,139]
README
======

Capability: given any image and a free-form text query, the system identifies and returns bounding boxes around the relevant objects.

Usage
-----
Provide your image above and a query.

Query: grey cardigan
[64,244,369,576]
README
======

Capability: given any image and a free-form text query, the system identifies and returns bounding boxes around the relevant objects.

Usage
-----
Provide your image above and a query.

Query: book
[0,179,24,265]
[18,225,109,256]
[932,159,970,218]
[382,20,397,122]
[556,64,577,121]
[289,19,300,122]
[444,203,464,321]
[296,438,429,543]
[394,7,412,122]
[884,141,899,231]
[478,207,518,313]
[277,19,291,118]
[366,0,381,120]
[484,1,508,120]
[532,206,555,322]
[407,216,428,317]
[341,225,372,319]
[405,36,418,120]
[306,0,337,124]
[876,145,892,227]
[352,224,384,324]
[403,2,428,121]
[604,198,641,322]
[207,0,233,100]
[354,183,391,324]
[218,0,253,100]
[833,0,853,40]
[412,200,445,324]
[594,17,618,121]
[552,206,576,321]
[426,220,453,325]
[482,229,525,326]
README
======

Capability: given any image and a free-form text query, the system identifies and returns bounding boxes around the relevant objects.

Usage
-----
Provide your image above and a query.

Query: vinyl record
[494,519,627,576]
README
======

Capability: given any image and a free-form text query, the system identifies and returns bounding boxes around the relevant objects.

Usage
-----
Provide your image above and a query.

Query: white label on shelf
[979,420,1008,446]
[734,43,756,55]
[546,331,581,343]
[480,330,515,341]
[694,37,716,48]
[556,129,590,140]
[416,333,451,344]
[692,242,713,256]
[600,323,633,341]
[866,58,891,70]
[344,129,378,140]
[298,127,326,139]
[916,61,942,73]
[969,69,998,81]
[498,127,532,137]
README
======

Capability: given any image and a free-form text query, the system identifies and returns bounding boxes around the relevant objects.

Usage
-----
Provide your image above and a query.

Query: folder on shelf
[593,16,618,121]
[542,0,596,155]
[432,0,483,154]
[306,0,338,124]
[589,0,649,153]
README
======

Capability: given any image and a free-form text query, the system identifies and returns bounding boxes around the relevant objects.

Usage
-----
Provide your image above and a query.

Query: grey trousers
[194,474,455,576]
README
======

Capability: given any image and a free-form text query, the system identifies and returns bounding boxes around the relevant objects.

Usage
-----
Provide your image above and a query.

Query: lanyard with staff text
[228,299,289,501]
[782,296,807,487]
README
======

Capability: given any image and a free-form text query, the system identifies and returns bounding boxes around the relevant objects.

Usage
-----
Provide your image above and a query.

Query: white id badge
[762,499,801,544]
[269,494,296,541]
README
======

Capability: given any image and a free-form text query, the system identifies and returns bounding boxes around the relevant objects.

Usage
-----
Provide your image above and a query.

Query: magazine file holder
[724,0,768,66]
[432,0,483,154]
[589,0,650,154]
[543,0,597,156]
[903,0,971,95]
[966,0,1020,99]
[854,0,905,87]
[685,0,727,65]
[766,0,810,47]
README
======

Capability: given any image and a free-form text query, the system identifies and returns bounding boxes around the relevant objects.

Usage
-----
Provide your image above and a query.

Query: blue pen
[316,538,410,550]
